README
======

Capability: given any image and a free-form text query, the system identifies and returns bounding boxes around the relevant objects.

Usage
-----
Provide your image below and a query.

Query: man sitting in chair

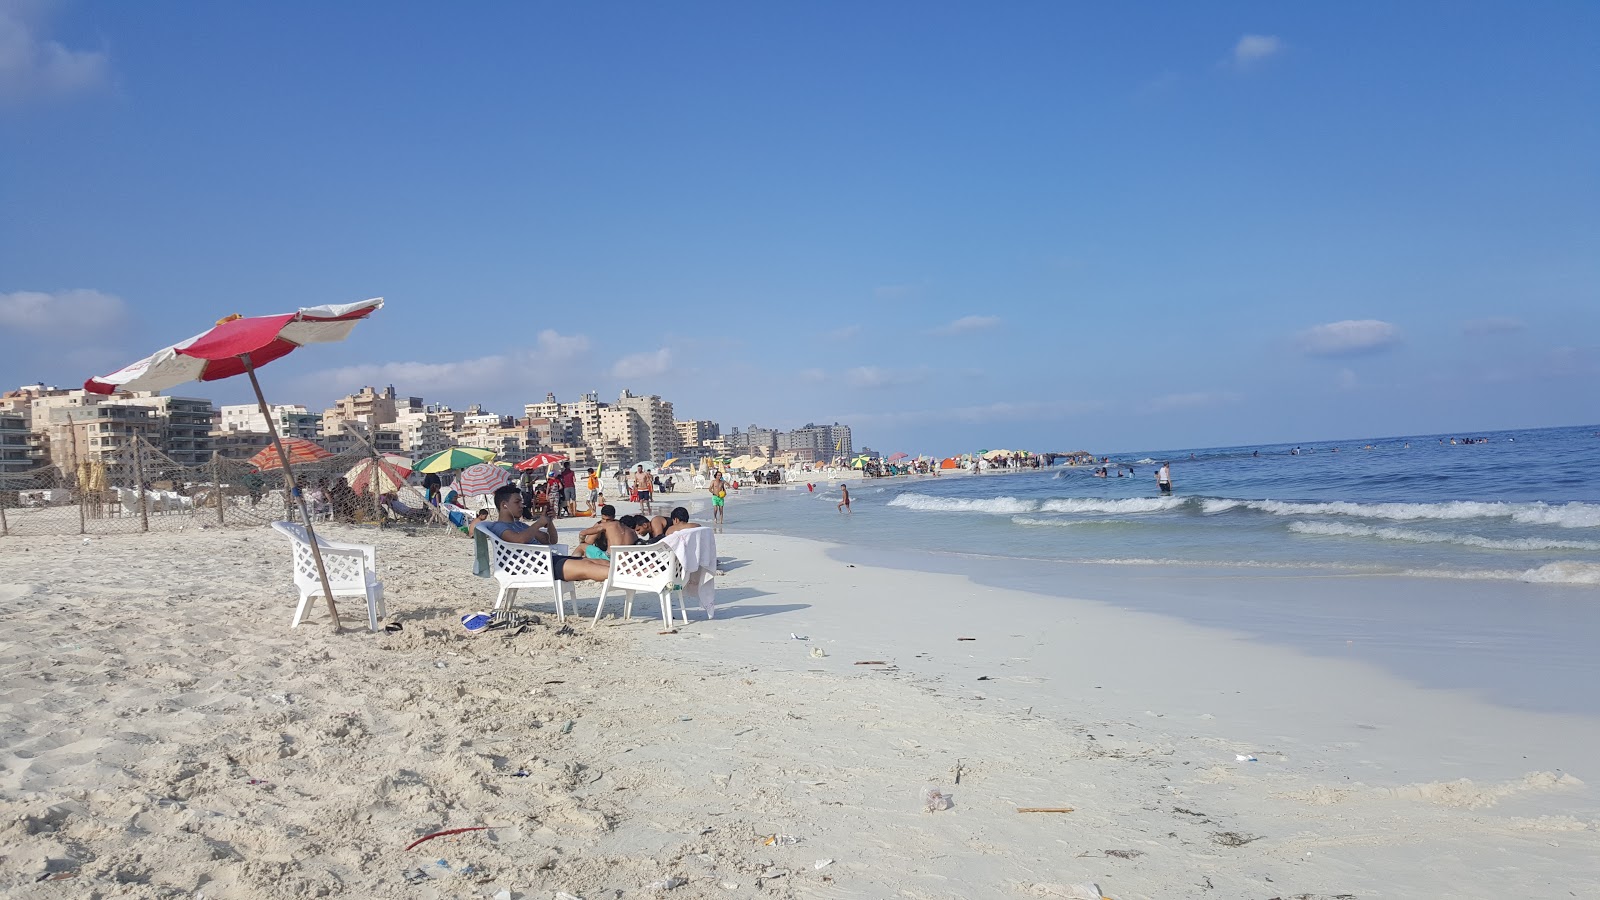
[482,485,611,583]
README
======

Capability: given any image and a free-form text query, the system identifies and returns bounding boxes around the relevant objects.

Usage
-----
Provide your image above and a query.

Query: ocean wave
[1288,520,1600,552]
[1244,499,1600,528]
[1401,562,1600,586]
[1038,497,1186,514]
[888,493,1037,514]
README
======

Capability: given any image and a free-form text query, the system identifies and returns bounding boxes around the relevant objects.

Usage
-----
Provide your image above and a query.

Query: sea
[727,423,1600,586]
[713,423,1600,714]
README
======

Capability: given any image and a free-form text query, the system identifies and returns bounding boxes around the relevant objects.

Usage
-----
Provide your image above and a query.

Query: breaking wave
[887,494,1037,514]
[1288,520,1600,552]
[1241,499,1600,528]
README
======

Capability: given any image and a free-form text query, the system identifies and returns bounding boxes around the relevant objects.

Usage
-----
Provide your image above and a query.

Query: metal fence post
[0,486,8,536]
[213,450,225,527]
[133,436,149,533]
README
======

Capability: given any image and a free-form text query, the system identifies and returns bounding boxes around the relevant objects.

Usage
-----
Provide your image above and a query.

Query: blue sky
[2,1,1596,454]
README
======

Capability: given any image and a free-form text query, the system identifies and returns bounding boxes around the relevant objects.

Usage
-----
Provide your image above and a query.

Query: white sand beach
[2,523,1596,899]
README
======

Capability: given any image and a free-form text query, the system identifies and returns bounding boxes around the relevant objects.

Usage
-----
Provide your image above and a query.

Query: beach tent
[940,457,960,469]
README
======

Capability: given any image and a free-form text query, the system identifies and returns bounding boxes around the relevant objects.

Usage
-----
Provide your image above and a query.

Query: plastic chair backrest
[607,543,677,590]
[270,521,369,590]
[477,524,557,584]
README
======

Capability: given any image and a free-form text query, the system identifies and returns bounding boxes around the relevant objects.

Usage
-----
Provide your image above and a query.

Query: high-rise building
[524,392,604,448]
[615,390,679,461]
[0,412,29,475]
[779,422,852,459]
[598,406,649,465]
[219,404,321,440]
[674,419,720,452]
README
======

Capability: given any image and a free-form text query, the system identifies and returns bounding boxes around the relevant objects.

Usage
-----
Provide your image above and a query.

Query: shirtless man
[633,465,654,514]
[709,471,726,524]
[577,504,636,554]
[627,514,668,543]
[837,483,851,512]
[664,506,703,535]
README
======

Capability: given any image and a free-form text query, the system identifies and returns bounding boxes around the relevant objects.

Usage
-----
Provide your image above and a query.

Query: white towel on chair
[661,526,718,618]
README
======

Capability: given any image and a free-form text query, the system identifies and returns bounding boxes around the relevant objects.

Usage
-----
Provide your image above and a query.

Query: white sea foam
[888,493,1038,514]
[1199,498,1244,514]
[1038,497,1186,514]
[1401,562,1600,586]
[1243,499,1600,528]
[1288,520,1600,552]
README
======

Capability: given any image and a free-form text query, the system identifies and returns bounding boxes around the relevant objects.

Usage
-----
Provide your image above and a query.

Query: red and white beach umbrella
[513,452,567,472]
[85,299,384,394]
[84,297,384,633]
[250,437,333,471]
[456,462,512,497]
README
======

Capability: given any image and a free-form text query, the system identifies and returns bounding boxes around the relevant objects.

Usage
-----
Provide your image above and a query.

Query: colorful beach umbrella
[514,452,567,472]
[250,437,333,471]
[456,462,512,496]
[887,452,909,462]
[413,446,496,473]
[344,456,412,494]
[84,296,385,633]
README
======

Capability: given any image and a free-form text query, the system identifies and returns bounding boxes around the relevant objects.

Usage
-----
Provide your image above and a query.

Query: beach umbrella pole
[244,354,342,632]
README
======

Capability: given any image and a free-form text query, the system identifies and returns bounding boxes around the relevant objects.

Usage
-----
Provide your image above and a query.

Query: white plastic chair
[269,521,386,632]
[592,543,685,628]
[476,523,576,621]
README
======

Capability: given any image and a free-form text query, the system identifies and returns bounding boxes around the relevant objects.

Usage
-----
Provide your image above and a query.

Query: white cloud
[1230,34,1284,69]
[1144,391,1242,414]
[611,347,672,380]
[0,1,110,104]
[1461,316,1526,336]
[0,288,125,332]
[298,329,590,396]
[1296,319,1401,357]
[930,315,1001,336]
[845,365,928,389]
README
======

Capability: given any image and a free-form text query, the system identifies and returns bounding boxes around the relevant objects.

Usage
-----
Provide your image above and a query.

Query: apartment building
[524,393,604,448]
[0,412,30,475]
[778,422,853,459]
[218,403,321,440]
[597,406,649,464]
[102,393,217,466]
[674,419,720,452]
[614,390,679,461]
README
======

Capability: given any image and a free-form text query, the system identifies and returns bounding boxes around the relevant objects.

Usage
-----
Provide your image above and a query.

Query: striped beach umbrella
[344,456,412,494]
[514,452,567,472]
[250,437,332,471]
[456,462,512,496]
[413,446,496,473]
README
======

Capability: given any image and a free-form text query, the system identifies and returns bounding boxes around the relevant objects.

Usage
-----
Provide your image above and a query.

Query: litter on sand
[957,637,976,641]
[854,660,887,665]
[1016,807,1075,813]
[923,786,954,811]
[790,633,809,640]
[404,825,492,851]
[1236,754,1258,762]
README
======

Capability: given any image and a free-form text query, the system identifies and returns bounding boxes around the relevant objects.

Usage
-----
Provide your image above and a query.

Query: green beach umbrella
[413,446,496,473]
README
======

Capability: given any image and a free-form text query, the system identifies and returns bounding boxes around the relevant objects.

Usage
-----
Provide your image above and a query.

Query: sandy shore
[2,523,1595,898]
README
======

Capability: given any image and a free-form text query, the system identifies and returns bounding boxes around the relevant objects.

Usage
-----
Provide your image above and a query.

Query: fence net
[0,438,439,537]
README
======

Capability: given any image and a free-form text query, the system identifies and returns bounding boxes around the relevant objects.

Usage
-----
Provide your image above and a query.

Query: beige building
[219,403,321,441]
[597,406,648,465]
[524,393,604,448]
[674,419,720,452]
[615,390,679,461]
[101,393,217,466]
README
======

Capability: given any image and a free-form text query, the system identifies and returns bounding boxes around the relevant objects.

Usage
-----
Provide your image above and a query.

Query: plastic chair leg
[292,590,315,627]
[592,583,612,625]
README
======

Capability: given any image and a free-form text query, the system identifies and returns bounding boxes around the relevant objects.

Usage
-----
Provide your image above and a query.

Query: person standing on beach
[837,483,851,511]
[559,462,578,517]
[710,471,727,524]
[634,465,654,514]
[586,467,600,515]
[1156,462,1172,494]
